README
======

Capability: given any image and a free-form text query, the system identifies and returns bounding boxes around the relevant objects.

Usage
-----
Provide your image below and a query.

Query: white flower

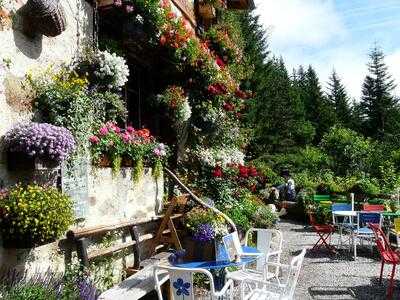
[176,99,191,122]
[94,50,129,90]
[197,146,245,167]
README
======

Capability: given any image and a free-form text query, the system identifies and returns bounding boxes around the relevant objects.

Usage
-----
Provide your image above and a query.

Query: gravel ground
[277,218,399,299]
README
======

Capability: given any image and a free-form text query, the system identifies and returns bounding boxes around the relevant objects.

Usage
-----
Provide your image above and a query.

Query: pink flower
[154,148,161,156]
[122,133,130,143]
[99,126,109,136]
[89,136,100,144]
[125,4,134,13]
[126,126,135,133]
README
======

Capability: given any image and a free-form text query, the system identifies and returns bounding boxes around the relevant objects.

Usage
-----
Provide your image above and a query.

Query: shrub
[253,205,278,228]
[321,126,373,176]
[4,122,75,163]
[0,185,74,247]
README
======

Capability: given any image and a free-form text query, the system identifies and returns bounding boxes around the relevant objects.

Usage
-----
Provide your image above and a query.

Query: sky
[254,0,400,99]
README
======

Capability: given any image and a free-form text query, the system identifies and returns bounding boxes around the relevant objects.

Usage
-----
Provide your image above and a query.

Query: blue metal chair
[332,203,353,247]
[351,212,382,260]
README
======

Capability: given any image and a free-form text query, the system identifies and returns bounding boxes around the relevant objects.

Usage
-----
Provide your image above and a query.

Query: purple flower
[4,122,75,163]
[193,223,215,243]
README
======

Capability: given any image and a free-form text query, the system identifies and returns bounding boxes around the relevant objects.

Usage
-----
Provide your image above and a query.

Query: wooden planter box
[183,236,216,262]
[7,152,58,171]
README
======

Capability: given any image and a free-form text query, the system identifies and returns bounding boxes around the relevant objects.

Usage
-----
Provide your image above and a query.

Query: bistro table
[171,246,262,292]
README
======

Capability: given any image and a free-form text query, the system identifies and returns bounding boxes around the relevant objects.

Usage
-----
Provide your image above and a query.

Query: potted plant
[4,122,76,171]
[183,207,229,261]
[0,184,74,248]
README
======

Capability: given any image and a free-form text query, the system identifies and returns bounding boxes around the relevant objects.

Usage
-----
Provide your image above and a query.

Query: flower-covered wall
[0,0,93,186]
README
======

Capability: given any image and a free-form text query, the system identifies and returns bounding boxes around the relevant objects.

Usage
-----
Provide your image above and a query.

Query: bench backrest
[313,195,331,202]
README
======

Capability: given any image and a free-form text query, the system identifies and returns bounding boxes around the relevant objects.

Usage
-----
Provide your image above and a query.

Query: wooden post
[129,225,141,269]
[76,237,89,268]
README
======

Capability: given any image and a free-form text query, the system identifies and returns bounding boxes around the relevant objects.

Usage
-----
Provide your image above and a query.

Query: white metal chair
[243,248,306,300]
[154,265,234,300]
[226,228,283,298]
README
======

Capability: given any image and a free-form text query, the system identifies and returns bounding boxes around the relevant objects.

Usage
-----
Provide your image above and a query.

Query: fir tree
[327,70,352,127]
[360,46,398,139]
[303,66,336,142]
[250,58,313,153]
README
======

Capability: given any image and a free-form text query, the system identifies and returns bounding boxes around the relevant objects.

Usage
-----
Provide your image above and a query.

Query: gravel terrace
[277,218,398,299]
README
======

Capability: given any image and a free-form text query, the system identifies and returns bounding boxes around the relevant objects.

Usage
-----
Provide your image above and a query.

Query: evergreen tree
[360,46,398,139]
[303,66,336,142]
[326,70,352,127]
[250,58,313,154]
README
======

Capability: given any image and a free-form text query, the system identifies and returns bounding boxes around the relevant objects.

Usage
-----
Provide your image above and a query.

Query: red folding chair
[309,214,336,254]
[370,223,400,299]
[363,204,385,212]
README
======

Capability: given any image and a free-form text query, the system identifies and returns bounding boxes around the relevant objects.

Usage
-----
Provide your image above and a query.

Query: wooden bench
[66,212,184,300]
[99,252,170,300]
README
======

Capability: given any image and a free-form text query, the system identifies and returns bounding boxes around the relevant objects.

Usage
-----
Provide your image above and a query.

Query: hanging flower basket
[0,7,12,31]
[198,3,216,19]
[227,0,254,10]
[21,0,67,37]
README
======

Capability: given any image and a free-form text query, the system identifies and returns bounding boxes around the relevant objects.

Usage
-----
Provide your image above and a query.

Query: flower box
[6,152,58,171]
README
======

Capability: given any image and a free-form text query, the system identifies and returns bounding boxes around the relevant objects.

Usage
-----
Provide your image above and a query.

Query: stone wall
[86,167,163,227]
[0,0,94,187]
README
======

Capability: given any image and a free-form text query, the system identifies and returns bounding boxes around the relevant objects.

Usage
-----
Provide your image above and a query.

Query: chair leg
[353,234,357,260]
[387,264,396,300]
[380,260,385,284]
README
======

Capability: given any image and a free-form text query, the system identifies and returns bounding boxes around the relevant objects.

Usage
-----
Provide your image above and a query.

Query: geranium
[215,56,225,69]
[249,166,258,177]
[153,143,166,157]
[207,82,228,95]
[238,165,249,178]
[212,165,223,177]
[4,122,75,163]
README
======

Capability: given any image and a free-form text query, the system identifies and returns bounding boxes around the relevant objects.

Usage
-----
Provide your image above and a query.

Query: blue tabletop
[172,246,261,270]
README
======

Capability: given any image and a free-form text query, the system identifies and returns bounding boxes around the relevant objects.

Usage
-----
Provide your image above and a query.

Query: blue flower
[173,278,191,296]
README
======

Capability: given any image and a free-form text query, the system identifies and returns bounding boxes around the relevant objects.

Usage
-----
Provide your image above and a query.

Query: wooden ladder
[151,194,189,254]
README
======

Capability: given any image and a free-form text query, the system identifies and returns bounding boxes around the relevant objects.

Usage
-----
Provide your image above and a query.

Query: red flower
[223,102,235,112]
[167,11,176,19]
[89,136,100,144]
[207,83,228,96]
[249,166,258,177]
[238,165,248,178]
[215,56,225,69]
[212,166,223,178]
[161,0,170,8]
[137,129,150,138]
[235,88,248,99]
[160,35,167,45]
